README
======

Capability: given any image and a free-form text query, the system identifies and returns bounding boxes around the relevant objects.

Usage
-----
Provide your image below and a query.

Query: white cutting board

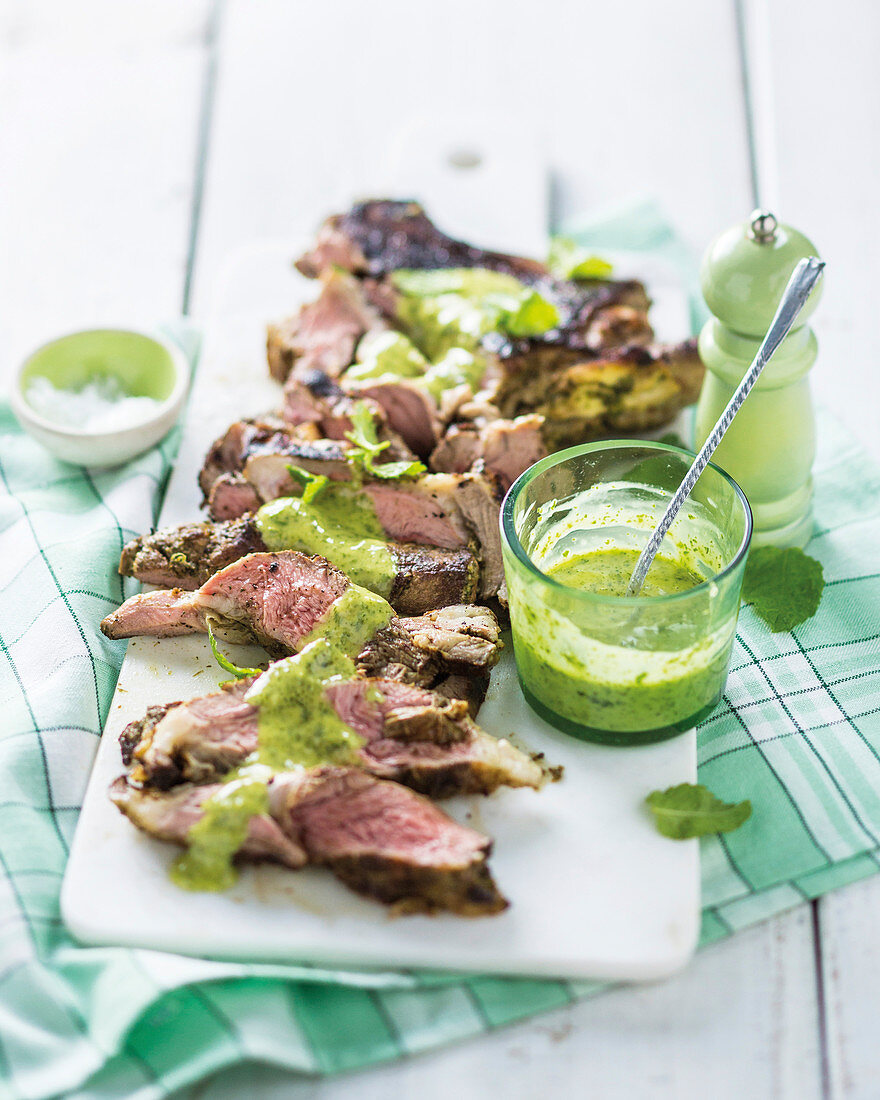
[62,132,699,980]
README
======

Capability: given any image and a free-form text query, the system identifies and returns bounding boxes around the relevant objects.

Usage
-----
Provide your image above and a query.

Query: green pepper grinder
[695,210,823,548]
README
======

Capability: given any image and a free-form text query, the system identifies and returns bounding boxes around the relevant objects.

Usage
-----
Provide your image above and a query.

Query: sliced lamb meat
[267,269,384,384]
[358,604,501,685]
[326,679,543,798]
[348,378,441,458]
[205,474,263,521]
[123,669,542,798]
[199,418,293,501]
[104,550,502,678]
[427,423,481,478]
[119,702,178,766]
[102,551,349,655]
[452,470,506,600]
[432,671,492,717]
[267,767,508,915]
[119,516,265,591]
[103,589,205,638]
[362,475,472,550]
[117,516,477,614]
[429,415,547,492]
[281,369,356,437]
[109,776,307,869]
[396,605,502,672]
[128,679,260,789]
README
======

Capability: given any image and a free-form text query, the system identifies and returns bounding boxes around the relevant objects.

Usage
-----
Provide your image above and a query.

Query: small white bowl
[11,327,190,468]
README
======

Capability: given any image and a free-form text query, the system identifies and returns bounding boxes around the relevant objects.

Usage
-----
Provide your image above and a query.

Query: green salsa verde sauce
[547,547,704,598]
[345,330,428,383]
[347,322,488,403]
[169,764,271,892]
[255,488,396,597]
[392,267,559,359]
[171,584,393,891]
[509,545,733,742]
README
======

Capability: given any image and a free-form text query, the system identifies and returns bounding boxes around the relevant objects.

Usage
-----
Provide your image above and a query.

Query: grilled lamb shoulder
[118,517,479,616]
[268,767,507,915]
[121,673,542,798]
[429,414,547,493]
[102,552,348,655]
[267,268,384,383]
[102,551,502,683]
[111,767,507,916]
[285,201,703,443]
[109,775,307,869]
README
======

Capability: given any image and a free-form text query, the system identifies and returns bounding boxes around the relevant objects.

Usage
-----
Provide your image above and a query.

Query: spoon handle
[625,256,825,597]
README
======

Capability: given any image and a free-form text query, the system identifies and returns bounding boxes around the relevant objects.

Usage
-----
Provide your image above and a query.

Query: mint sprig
[206,620,262,681]
[344,402,426,480]
[547,236,614,281]
[286,464,328,504]
[646,783,752,839]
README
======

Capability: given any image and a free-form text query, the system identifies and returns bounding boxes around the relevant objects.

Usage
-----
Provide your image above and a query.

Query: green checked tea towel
[2,209,880,1099]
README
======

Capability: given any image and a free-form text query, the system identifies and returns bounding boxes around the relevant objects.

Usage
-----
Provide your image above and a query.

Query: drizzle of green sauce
[346,330,427,383]
[245,639,362,770]
[172,585,393,891]
[346,325,488,406]
[392,267,559,358]
[255,487,396,597]
[297,582,393,657]
[421,347,486,402]
[547,547,704,599]
[170,763,271,892]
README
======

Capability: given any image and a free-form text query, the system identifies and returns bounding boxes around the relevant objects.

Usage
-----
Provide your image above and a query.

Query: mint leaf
[344,401,426,480]
[206,620,262,681]
[742,546,824,633]
[646,783,752,839]
[548,236,614,281]
[286,464,329,504]
[502,289,561,337]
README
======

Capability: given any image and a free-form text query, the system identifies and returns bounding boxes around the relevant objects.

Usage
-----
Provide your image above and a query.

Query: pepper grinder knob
[748,208,778,243]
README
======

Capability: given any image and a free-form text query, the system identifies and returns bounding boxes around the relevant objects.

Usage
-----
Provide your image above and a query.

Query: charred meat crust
[387,544,479,615]
[118,520,481,615]
[119,517,266,591]
[285,201,704,447]
[119,703,178,766]
[357,605,501,685]
[324,852,507,916]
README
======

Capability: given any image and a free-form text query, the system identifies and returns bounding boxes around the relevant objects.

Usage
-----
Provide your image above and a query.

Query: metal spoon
[625,255,825,597]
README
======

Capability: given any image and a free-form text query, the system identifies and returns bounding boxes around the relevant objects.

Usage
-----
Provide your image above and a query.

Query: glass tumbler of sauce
[500,441,752,745]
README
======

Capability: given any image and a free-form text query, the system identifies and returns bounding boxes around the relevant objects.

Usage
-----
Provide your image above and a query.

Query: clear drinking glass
[500,440,753,745]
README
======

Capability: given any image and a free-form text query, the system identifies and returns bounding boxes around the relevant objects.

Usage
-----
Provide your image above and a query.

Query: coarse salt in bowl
[11,328,190,468]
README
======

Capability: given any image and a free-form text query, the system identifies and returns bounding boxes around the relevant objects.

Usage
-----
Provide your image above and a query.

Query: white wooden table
[2,2,878,1096]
